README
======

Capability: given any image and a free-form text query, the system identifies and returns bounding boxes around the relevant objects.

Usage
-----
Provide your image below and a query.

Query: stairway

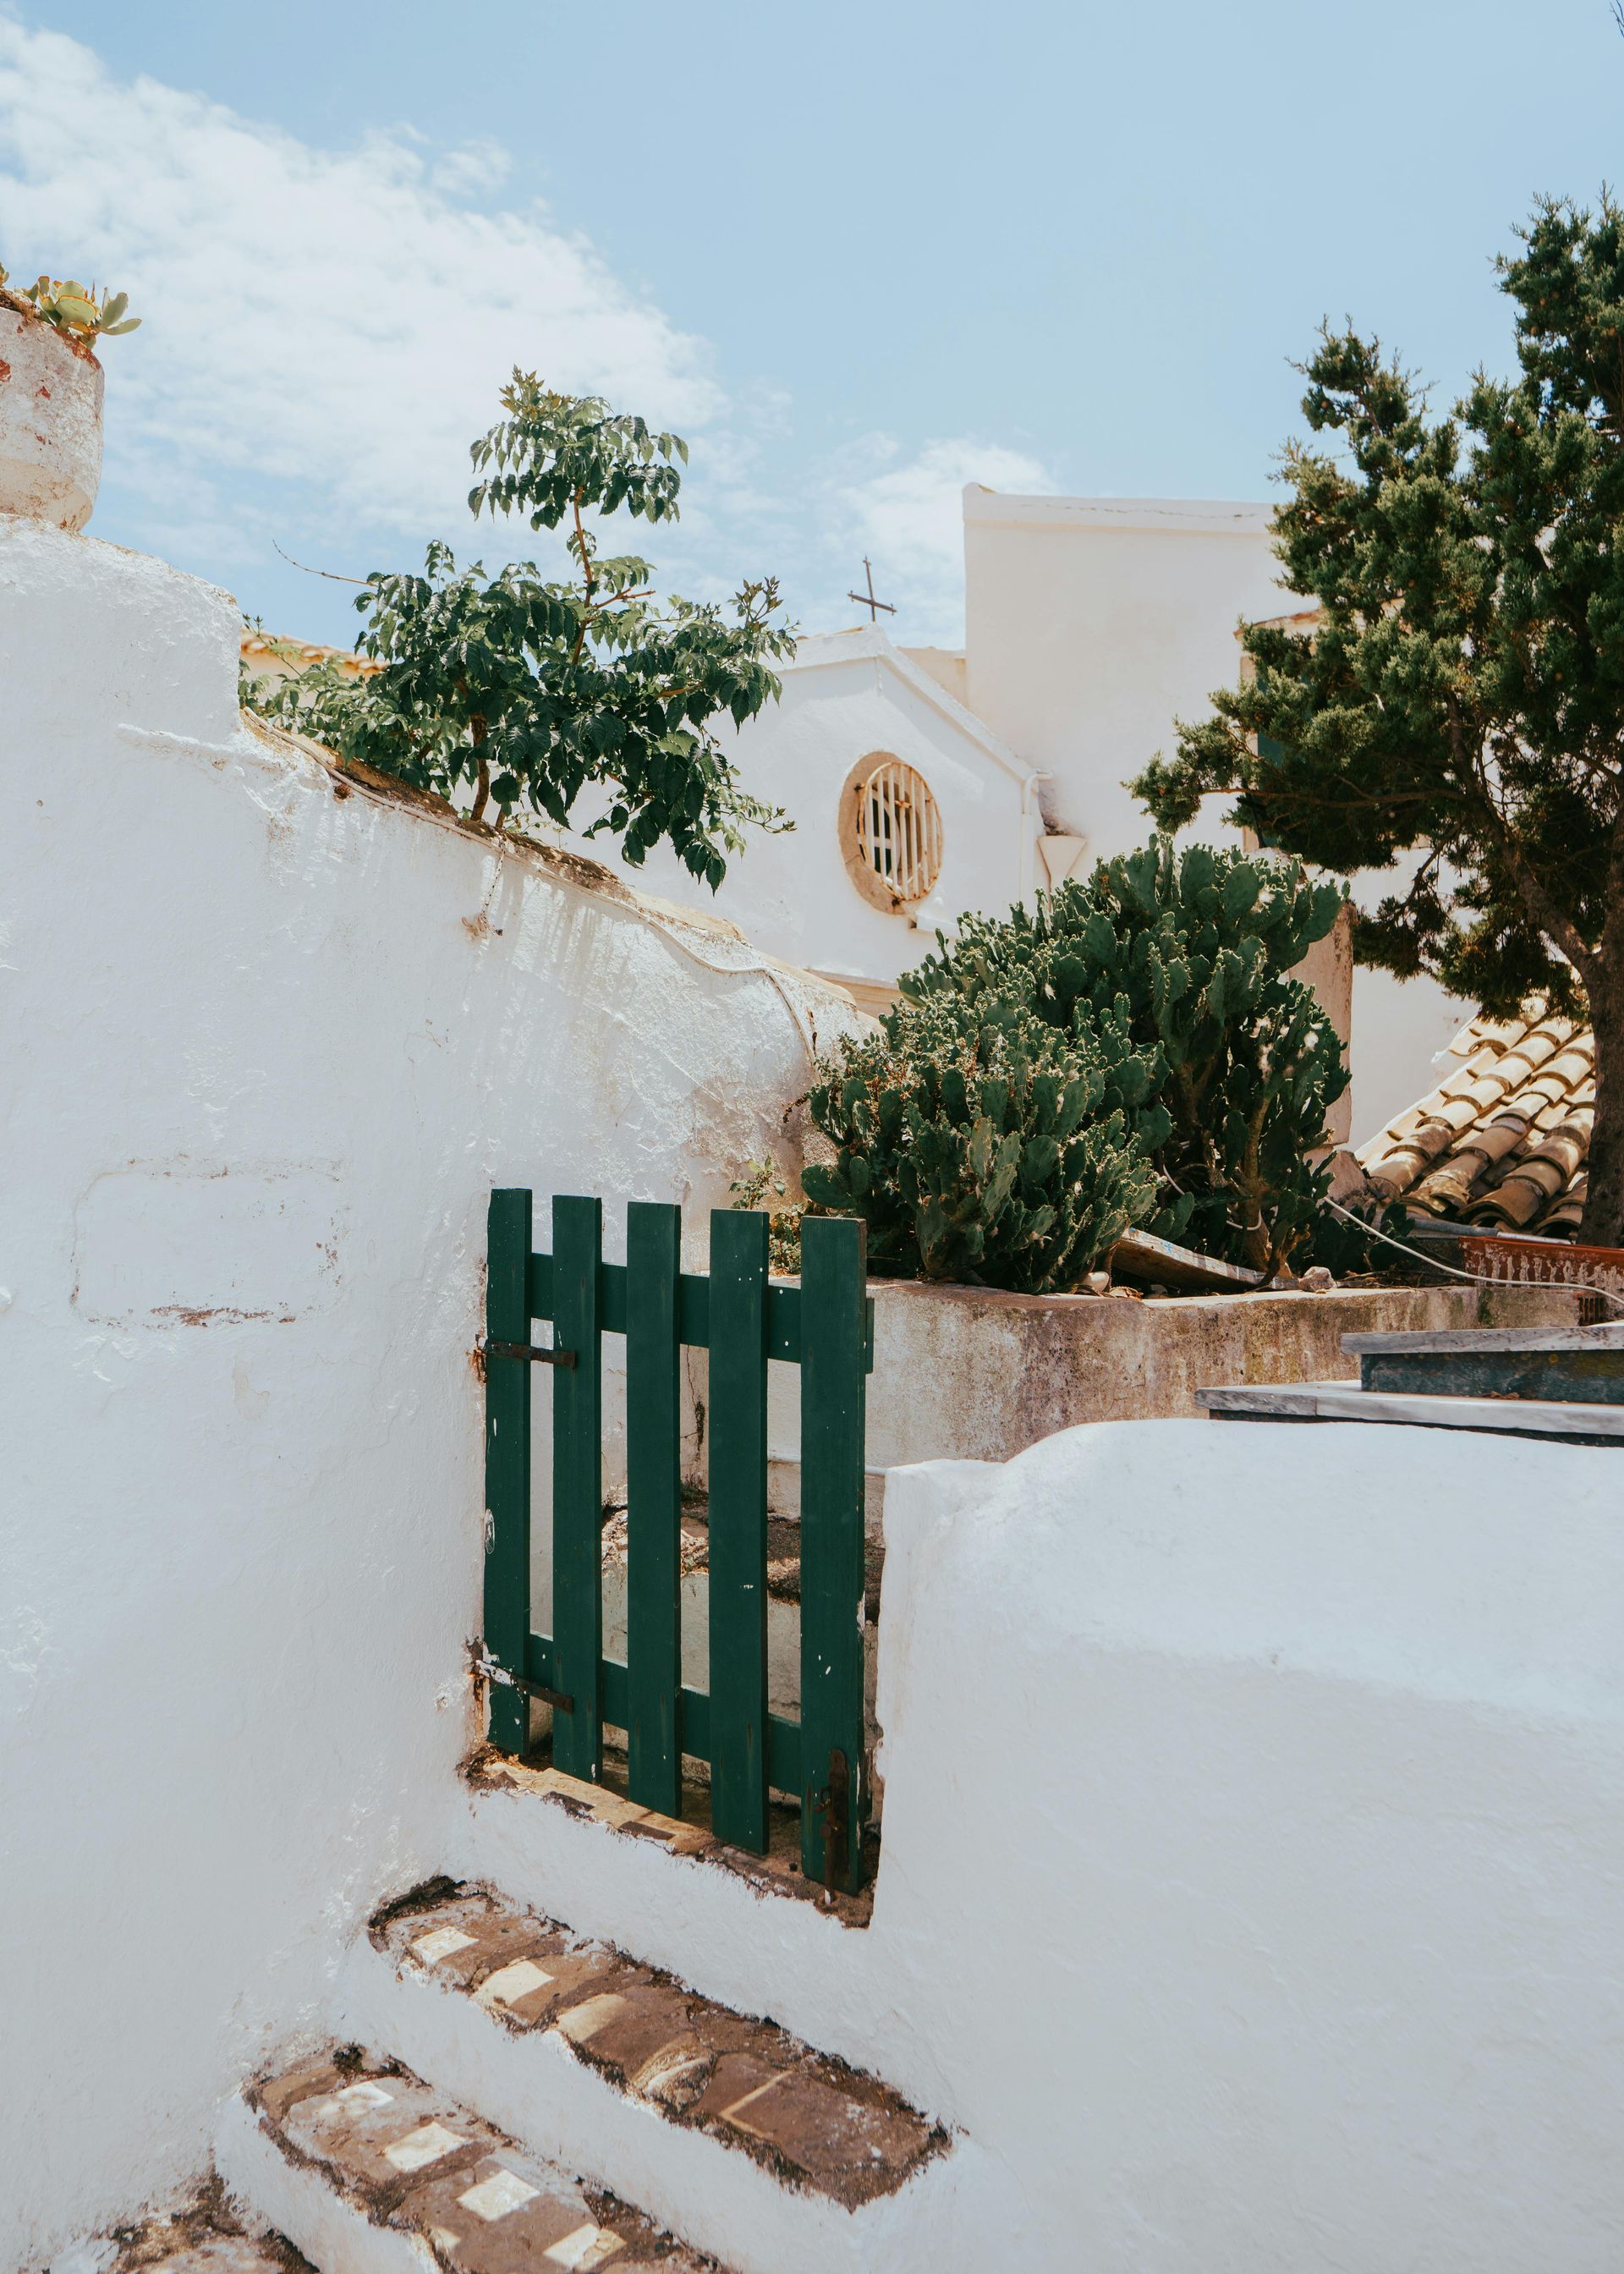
[218,2045,719,2271]
[1197,1320,1624,1444]
[65,1802,968,2274]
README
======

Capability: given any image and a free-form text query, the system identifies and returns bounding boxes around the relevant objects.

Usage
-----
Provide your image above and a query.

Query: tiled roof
[239,629,381,678]
[1357,1006,1594,1235]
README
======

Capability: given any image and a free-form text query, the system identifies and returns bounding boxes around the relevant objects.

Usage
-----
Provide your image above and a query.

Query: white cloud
[0,25,1061,650]
[0,24,722,566]
[827,435,1051,643]
[431,140,512,199]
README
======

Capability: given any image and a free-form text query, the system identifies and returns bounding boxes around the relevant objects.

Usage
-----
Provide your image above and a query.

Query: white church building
[600,486,1471,1144]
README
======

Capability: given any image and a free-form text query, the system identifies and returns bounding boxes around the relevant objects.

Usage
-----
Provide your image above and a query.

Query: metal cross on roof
[848,556,896,622]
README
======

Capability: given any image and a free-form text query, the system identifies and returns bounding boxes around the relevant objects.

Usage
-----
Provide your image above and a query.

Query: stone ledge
[862,1277,1585,1467]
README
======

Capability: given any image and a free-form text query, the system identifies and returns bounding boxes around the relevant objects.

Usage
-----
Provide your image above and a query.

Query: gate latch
[485,1338,577,1370]
[472,1651,576,1716]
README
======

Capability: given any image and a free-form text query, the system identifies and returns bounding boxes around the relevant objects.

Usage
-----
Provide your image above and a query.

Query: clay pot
[0,294,103,530]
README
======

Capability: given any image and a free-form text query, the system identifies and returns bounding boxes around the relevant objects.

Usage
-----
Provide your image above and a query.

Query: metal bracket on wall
[472,1651,576,1716]
[484,1338,578,1370]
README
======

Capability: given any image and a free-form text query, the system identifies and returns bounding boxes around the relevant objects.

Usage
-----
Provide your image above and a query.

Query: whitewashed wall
[572,626,1044,992]
[963,489,1290,850]
[0,519,860,2270]
[874,1420,1624,2269]
[9,517,1610,2274]
[453,1415,1624,2273]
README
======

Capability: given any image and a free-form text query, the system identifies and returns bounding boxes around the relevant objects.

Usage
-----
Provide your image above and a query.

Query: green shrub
[727,1158,804,1275]
[804,996,1162,1292]
[899,837,1349,1276]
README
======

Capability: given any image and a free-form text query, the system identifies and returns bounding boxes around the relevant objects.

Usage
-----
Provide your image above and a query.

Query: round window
[841,755,943,912]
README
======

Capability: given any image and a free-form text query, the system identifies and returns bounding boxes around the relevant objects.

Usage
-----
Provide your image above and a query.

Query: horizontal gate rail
[524,1635,804,1795]
[484,1189,874,1892]
[526,1250,876,1369]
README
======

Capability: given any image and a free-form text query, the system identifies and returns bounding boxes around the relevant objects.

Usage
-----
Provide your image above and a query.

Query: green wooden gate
[483,1191,874,1892]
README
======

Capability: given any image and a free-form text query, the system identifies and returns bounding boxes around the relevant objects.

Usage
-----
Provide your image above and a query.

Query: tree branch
[1462,724,1594,978]
[567,487,596,667]
[272,539,369,587]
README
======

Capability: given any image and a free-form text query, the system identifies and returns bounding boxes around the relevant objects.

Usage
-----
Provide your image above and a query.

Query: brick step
[214,2044,724,2273]
[337,1879,963,2274]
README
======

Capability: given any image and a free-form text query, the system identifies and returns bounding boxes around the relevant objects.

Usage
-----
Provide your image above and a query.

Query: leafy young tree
[1134,196,1624,1244]
[244,374,793,887]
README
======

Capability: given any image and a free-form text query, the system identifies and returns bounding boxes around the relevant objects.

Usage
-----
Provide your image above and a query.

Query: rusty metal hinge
[818,1747,851,1897]
[485,1338,577,1370]
[472,1651,576,1715]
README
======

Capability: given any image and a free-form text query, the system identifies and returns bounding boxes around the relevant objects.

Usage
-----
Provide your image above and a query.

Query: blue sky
[3,1,1623,648]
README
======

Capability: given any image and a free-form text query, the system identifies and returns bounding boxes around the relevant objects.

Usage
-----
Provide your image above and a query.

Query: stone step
[215,2044,724,2272]
[339,1880,961,2274]
[1341,1321,1624,1354]
[1199,1377,1624,1442]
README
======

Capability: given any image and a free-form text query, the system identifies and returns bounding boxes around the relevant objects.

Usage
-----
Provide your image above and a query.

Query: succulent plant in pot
[8,271,141,344]
[0,261,140,532]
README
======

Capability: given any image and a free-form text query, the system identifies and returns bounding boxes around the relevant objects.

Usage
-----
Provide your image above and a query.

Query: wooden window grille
[854,759,942,904]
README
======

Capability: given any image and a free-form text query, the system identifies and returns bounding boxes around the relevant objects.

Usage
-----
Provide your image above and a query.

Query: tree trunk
[1582,961,1624,1246]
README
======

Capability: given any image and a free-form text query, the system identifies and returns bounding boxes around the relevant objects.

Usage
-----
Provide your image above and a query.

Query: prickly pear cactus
[804,997,1162,1292]
[899,835,1349,1275]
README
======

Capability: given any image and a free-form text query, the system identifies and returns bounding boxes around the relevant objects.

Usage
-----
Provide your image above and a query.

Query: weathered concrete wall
[854,1278,1582,1468]
[0,297,102,529]
[0,516,862,2270]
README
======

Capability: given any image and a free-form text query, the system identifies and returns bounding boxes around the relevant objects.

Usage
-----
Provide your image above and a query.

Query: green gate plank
[483,1189,533,1755]
[551,1195,603,1781]
[706,1208,771,1854]
[798,1214,868,1892]
[625,1200,683,1815]
[527,1635,803,1793]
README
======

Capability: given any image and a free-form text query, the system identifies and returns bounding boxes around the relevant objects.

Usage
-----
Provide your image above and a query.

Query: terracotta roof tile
[1356,1003,1594,1236]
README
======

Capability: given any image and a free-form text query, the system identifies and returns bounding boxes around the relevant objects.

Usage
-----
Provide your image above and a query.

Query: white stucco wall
[0,519,861,2269]
[867,1421,1624,2269]
[572,626,1043,990]
[1349,961,1475,1141]
[450,1416,1624,2273]
[963,488,1291,850]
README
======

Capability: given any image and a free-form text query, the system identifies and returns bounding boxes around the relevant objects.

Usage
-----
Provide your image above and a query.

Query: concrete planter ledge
[0,295,103,530]
[859,1277,1585,1469]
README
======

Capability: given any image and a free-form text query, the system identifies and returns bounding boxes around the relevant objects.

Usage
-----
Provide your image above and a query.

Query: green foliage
[242,372,793,886]
[727,1157,803,1275]
[804,995,1161,1292]
[1131,194,1624,1241]
[0,265,140,342]
[902,837,1349,1274]
[1296,1192,1417,1278]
